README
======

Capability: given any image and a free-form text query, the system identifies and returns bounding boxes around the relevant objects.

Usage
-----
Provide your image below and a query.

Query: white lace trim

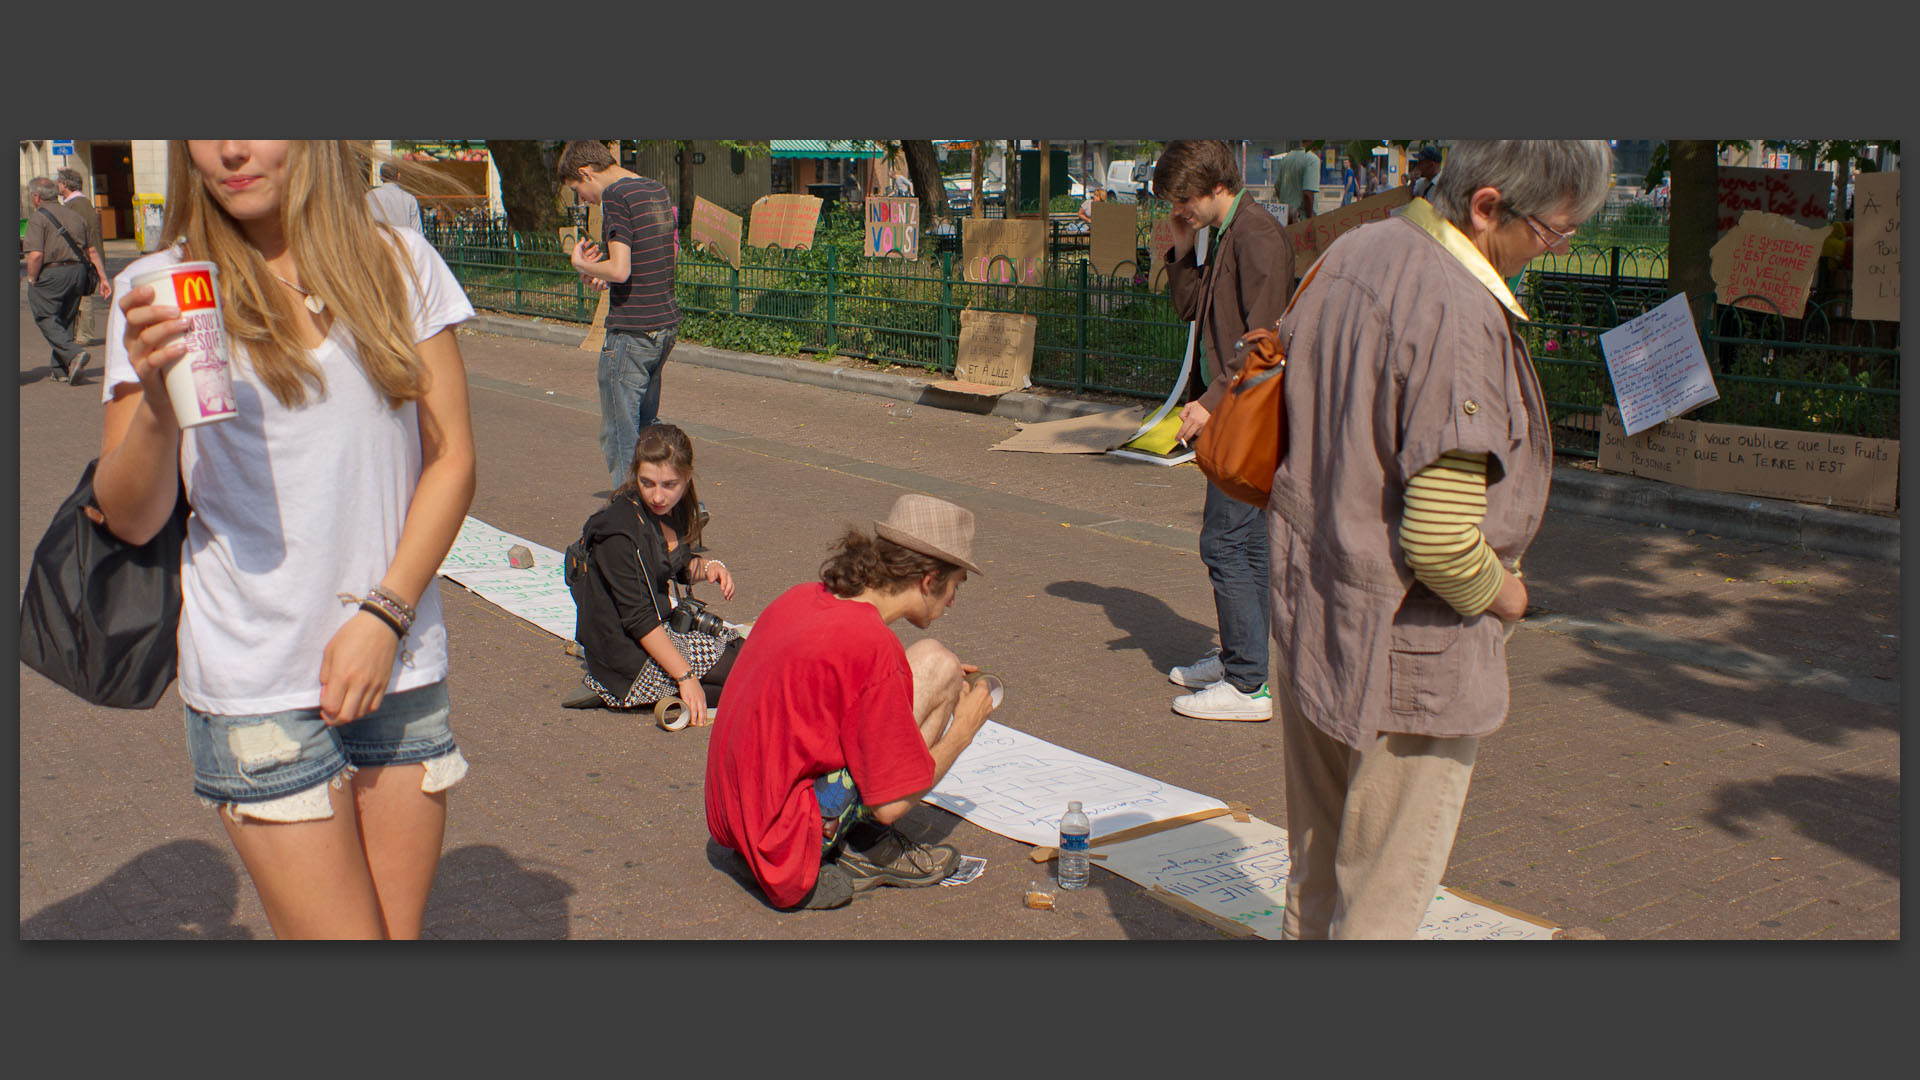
[421,748,470,793]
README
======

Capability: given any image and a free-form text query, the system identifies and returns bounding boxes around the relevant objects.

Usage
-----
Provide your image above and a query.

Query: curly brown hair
[819,528,961,598]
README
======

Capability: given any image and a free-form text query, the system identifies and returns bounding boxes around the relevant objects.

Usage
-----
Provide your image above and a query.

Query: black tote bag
[18,459,191,709]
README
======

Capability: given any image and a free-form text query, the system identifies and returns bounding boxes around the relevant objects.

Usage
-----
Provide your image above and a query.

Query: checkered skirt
[584,625,738,709]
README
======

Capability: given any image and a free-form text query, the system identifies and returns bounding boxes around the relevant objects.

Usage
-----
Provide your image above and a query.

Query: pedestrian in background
[57,168,110,347]
[1154,140,1295,722]
[1266,140,1610,938]
[24,176,108,384]
[558,141,682,492]
[98,140,478,939]
[366,162,424,232]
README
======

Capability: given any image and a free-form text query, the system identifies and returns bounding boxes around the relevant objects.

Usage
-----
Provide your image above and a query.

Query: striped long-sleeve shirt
[1399,450,1509,616]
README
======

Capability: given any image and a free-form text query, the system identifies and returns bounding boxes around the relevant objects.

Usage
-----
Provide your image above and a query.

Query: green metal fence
[426,212,1897,454]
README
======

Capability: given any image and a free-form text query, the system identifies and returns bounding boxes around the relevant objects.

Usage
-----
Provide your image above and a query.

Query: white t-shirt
[103,228,475,714]
[366,183,423,232]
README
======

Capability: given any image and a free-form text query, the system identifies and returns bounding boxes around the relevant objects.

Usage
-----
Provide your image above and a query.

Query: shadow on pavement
[20,839,256,940]
[1540,639,1897,745]
[1045,580,1217,673]
[1703,770,1900,878]
[422,844,576,940]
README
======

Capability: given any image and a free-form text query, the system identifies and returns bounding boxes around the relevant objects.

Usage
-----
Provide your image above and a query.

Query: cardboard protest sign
[1283,185,1409,271]
[1088,201,1140,278]
[931,308,1036,397]
[1709,211,1826,319]
[579,288,611,352]
[1598,407,1897,512]
[1600,292,1720,436]
[690,196,742,269]
[747,194,822,250]
[1148,218,1176,292]
[962,218,1046,284]
[864,196,919,259]
[1717,166,1831,234]
[991,407,1147,453]
[1851,171,1900,322]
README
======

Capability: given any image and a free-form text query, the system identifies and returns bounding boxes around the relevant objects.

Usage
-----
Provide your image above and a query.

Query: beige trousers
[1278,677,1479,939]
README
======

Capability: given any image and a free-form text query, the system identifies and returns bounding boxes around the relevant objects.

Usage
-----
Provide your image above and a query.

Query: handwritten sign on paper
[1598,407,1899,512]
[923,720,1229,847]
[437,517,579,642]
[962,217,1046,284]
[1097,814,1557,940]
[1283,185,1409,269]
[1088,200,1139,278]
[1717,166,1831,234]
[747,194,822,250]
[1709,211,1826,319]
[1600,292,1720,437]
[690,196,742,269]
[931,309,1037,397]
[864,196,919,259]
[1852,171,1900,322]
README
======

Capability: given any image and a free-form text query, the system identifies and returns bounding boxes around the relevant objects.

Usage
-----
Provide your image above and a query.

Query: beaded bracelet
[361,589,415,636]
[369,583,417,624]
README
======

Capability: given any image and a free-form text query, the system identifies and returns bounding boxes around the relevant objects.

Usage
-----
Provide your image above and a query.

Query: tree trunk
[902,139,945,221]
[971,145,984,219]
[1666,140,1721,351]
[677,141,695,238]
[485,140,565,233]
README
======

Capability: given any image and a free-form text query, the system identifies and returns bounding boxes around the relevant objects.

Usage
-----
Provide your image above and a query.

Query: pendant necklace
[271,271,326,314]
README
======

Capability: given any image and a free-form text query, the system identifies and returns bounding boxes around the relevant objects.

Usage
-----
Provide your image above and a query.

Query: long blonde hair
[161,140,437,409]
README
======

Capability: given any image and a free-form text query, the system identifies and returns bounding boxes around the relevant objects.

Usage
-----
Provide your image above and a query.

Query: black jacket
[571,496,695,690]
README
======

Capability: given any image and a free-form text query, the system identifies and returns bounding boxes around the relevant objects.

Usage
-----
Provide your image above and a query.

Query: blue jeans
[1200,480,1270,693]
[598,327,677,488]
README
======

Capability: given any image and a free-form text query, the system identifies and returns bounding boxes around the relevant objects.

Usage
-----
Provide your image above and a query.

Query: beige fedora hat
[874,494,982,575]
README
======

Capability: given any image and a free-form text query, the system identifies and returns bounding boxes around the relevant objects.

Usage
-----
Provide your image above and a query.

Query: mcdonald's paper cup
[131,261,237,430]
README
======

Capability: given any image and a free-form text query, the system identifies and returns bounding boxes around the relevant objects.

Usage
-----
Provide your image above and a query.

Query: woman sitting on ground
[572,423,739,724]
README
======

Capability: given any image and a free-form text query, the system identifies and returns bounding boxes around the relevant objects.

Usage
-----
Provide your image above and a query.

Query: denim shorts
[185,682,467,818]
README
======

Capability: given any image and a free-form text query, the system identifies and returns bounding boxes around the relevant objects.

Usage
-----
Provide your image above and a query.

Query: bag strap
[38,207,90,266]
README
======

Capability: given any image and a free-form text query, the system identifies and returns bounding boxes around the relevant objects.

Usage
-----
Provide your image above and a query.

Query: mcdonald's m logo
[173,269,217,312]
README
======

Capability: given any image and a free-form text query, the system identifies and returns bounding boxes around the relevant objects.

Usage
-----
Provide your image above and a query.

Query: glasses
[1510,207,1577,250]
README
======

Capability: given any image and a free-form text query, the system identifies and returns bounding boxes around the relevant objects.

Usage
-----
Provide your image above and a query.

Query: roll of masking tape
[971,672,1004,709]
[654,697,690,732]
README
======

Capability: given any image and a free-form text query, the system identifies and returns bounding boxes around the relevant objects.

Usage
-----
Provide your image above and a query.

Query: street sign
[51,140,75,156]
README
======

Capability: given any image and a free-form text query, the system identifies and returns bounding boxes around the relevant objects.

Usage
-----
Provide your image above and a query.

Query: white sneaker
[1168,648,1225,689]
[1172,680,1273,722]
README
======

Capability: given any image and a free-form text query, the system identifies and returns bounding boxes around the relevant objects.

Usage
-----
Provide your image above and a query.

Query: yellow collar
[1401,197,1529,321]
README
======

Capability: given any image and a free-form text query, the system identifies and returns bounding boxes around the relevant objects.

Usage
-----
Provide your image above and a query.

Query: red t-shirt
[705,583,935,908]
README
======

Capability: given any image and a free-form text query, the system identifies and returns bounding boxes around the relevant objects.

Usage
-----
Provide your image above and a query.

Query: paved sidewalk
[16,284,1901,939]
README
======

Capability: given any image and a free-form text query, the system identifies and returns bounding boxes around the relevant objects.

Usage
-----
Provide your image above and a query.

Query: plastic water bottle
[1058,801,1091,890]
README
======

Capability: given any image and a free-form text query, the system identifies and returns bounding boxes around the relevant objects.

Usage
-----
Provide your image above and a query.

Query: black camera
[668,596,728,638]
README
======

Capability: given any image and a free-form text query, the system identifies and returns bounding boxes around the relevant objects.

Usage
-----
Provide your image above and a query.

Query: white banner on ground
[924,719,1229,847]
[437,516,577,642]
[1097,813,1557,940]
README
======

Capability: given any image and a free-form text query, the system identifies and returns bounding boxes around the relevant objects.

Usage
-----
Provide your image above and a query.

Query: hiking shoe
[794,862,856,910]
[68,351,91,386]
[1173,680,1273,722]
[835,822,960,889]
[1168,648,1224,689]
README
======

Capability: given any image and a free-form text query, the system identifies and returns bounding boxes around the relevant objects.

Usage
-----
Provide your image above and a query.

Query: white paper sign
[1098,814,1557,940]
[437,516,578,642]
[924,720,1228,847]
[1599,292,1721,437]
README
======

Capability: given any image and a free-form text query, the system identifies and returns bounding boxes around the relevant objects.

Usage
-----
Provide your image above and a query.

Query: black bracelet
[359,600,406,638]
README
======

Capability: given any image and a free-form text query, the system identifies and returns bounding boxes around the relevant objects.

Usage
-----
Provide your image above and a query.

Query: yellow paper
[1124,413,1183,455]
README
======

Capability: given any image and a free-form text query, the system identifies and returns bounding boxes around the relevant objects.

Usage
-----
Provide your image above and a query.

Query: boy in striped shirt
[559,141,682,490]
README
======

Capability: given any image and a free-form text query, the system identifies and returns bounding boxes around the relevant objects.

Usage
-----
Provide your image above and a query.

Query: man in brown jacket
[24,176,108,385]
[56,168,110,347]
[1266,140,1611,938]
[1154,140,1295,721]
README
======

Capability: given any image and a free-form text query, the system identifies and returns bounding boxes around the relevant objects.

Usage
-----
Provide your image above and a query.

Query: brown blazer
[1164,197,1295,412]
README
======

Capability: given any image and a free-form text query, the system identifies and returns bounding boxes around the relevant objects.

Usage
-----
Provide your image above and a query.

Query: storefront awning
[770,140,885,159]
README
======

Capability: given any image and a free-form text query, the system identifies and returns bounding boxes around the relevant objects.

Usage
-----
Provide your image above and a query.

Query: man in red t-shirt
[706,495,998,910]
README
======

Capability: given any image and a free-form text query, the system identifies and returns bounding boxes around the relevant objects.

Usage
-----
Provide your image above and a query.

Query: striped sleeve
[1399,450,1508,616]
